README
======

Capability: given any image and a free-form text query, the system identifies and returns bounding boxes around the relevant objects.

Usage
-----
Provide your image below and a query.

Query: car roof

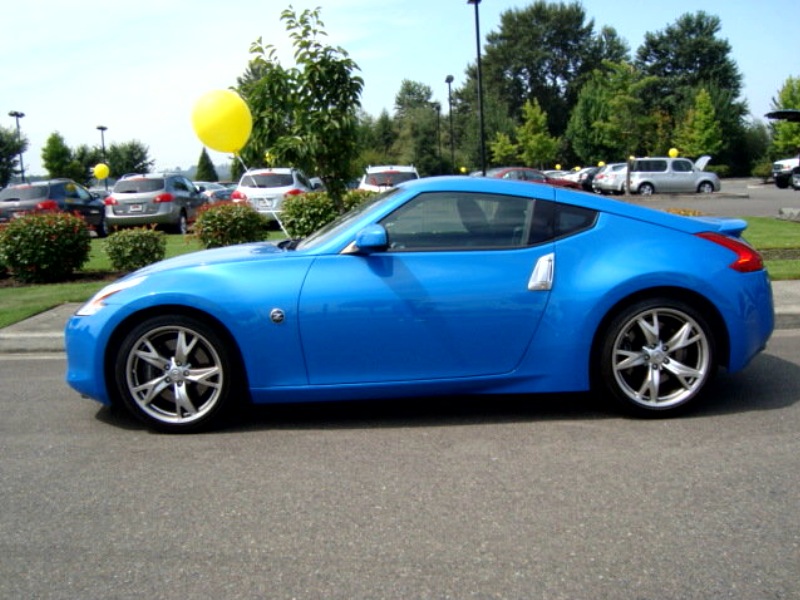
[364,165,417,173]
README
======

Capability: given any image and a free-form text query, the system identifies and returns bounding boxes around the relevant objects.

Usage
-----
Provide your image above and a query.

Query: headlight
[76,276,147,316]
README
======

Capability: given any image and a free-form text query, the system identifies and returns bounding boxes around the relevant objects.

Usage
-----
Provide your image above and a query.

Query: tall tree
[41,133,89,183]
[769,76,800,157]
[476,1,628,136]
[241,6,364,206]
[195,148,219,181]
[674,88,723,158]
[636,12,742,115]
[0,125,27,187]
[516,99,559,168]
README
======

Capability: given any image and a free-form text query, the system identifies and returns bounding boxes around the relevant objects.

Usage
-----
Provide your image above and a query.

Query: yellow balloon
[668,147,679,158]
[93,163,110,180]
[191,90,252,153]
[598,161,606,167]
[555,164,561,170]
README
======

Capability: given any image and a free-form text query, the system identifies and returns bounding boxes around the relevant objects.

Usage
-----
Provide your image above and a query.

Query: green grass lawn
[1,218,798,329]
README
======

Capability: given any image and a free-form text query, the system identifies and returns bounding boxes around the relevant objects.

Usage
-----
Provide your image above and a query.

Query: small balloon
[598,161,606,167]
[191,90,253,154]
[93,163,110,180]
[668,147,679,158]
[555,164,561,170]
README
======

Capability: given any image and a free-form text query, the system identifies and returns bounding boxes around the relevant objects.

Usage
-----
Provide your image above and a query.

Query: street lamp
[445,75,455,172]
[432,101,442,173]
[8,110,26,183]
[467,0,486,176]
[97,125,108,189]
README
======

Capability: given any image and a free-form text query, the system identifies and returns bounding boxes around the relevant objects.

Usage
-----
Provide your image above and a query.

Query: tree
[0,125,27,187]
[106,141,154,176]
[674,88,723,158]
[41,133,93,183]
[636,12,742,116]
[489,132,519,165]
[516,99,559,168]
[476,1,629,136]
[769,76,800,157]
[195,148,219,181]
[241,6,364,207]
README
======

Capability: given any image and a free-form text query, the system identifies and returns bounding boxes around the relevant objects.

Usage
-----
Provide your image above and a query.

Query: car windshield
[0,186,48,201]
[296,189,397,251]
[113,179,165,193]
[366,172,417,186]
[242,173,294,188]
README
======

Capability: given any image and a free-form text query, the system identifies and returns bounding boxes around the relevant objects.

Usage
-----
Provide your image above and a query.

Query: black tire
[637,182,655,196]
[697,181,715,194]
[598,298,716,417]
[171,211,188,235]
[96,217,109,238]
[113,315,237,432]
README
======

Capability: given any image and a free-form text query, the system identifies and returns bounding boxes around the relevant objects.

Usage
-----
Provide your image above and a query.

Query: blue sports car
[65,176,774,432]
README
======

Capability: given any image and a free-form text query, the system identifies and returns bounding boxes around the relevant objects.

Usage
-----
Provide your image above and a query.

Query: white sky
[3,0,798,175]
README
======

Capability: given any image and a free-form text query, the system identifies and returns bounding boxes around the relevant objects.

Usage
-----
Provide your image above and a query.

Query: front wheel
[598,299,715,416]
[697,181,715,194]
[113,315,238,432]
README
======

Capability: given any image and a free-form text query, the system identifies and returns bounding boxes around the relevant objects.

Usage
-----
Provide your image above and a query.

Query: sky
[3,0,798,176]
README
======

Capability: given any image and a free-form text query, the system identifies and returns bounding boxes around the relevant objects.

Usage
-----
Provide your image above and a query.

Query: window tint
[242,173,295,188]
[380,192,540,250]
[555,204,597,237]
[633,160,667,173]
[0,185,48,201]
[113,178,165,193]
[366,171,418,186]
[672,160,692,172]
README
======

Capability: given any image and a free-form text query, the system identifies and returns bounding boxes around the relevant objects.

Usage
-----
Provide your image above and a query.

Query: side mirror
[354,224,388,253]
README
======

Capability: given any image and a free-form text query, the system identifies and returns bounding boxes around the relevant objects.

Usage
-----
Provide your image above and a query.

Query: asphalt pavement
[1,280,799,354]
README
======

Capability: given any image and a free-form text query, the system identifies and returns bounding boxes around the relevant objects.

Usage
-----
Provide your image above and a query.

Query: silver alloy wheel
[610,306,711,410]
[638,183,654,196]
[124,324,224,426]
[698,181,714,193]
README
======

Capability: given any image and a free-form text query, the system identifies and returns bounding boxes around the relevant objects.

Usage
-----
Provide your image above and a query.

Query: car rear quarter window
[555,204,597,237]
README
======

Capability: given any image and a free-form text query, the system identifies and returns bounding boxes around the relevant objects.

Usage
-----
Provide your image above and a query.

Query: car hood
[132,241,288,278]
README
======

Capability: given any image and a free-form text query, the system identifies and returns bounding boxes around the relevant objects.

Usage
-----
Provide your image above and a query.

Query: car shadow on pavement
[93,352,800,433]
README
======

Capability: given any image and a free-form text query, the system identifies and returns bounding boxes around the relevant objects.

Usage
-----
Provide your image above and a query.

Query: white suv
[358,165,420,192]
[231,168,314,221]
[772,157,800,189]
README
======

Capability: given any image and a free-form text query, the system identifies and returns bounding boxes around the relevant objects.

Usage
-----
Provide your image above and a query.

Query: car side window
[672,160,692,173]
[380,192,541,251]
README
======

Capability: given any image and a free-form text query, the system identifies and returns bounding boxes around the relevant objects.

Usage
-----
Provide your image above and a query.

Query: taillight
[36,199,58,211]
[284,188,304,197]
[104,196,118,206]
[231,190,247,201]
[697,232,764,273]
[153,193,174,203]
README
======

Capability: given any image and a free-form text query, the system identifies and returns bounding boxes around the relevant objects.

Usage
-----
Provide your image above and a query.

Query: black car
[0,179,107,236]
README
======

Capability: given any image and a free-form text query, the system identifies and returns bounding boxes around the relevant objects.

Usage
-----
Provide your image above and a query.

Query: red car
[485,167,582,190]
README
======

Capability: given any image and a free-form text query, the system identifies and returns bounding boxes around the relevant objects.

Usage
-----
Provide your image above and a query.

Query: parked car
[0,178,107,236]
[628,156,720,195]
[772,157,800,189]
[358,165,420,192]
[104,173,206,234]
[484,167,582,190]
[562,166,601,192]
[231,168,315,222]
[65,175,773,432]
[206,187,233,202]
[792,166,800,191]
[194,181,227,200]
[592,163,628,195]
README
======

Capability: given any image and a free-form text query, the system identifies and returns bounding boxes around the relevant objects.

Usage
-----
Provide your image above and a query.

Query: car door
[668,159,695,192]
[297,191,555,385]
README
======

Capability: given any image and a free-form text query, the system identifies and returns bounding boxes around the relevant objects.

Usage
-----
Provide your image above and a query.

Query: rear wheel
[599,298,715,416]
[113,315,237,432]
[171,211,188,234]
[637,182,655,196]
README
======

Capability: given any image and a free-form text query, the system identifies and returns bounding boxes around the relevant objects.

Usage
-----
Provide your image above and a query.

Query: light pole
[467,0,486,176]
[8,111,26,183]
[97,125,108,189]
[433,102,442,173]
[445,75,455,172]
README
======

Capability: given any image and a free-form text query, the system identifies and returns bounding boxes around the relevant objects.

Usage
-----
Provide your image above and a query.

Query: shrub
[0,212,91,283]
[752,160,773,183]
[704,164,730,178]
[193,201,269,248]
[104,228,166,272]
[282,189,376,238]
